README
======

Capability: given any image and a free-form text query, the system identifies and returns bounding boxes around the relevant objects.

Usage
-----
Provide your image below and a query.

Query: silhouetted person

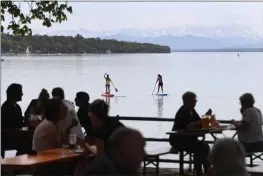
[80,127,146,176]
[24,88,50,122]
[89,99,124,154]
[75,92,93,137]
[51,87,85,139]
[1,83,24,157]
[169,91,211,176]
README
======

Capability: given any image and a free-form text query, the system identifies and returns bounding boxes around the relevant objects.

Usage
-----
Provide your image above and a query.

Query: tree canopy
[1,1,72,36]
[1,33,171,54]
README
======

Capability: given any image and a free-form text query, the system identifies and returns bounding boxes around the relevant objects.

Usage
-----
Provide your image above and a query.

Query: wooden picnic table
[166,125,236,141]
[1,148,85,174]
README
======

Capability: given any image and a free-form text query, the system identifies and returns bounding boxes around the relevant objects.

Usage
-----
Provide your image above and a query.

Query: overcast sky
[3,2,263,33]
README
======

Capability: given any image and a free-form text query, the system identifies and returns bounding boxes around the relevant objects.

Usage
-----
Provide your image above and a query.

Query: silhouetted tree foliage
[1,1,72,36]
[1,33,171,53]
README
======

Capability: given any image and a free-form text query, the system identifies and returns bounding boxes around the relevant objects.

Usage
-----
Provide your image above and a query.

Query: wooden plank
[145,146,172,156]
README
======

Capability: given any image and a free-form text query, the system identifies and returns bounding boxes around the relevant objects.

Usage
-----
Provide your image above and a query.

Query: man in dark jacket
[169,91,212,176]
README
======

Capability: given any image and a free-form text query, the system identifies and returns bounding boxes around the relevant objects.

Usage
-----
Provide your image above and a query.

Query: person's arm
[232,109,252,132]
[77,137,97,155]
[172,112,185,130]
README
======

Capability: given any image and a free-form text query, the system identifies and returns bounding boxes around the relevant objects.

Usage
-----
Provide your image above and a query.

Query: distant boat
[106,49,112,54]
[26,46,31,55]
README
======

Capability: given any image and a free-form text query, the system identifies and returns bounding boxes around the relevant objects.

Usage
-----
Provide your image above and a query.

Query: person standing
[156,74,163,94]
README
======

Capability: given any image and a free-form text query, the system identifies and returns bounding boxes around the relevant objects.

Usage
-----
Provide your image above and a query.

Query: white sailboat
[26,46,31,55]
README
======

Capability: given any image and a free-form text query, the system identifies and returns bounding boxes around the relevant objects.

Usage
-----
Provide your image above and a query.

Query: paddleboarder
[156,74,163,93]
[104,73,118,94]
[104,73,111,94]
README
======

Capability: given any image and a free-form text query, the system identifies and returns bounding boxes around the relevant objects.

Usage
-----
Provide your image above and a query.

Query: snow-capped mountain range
[36,23,263,50]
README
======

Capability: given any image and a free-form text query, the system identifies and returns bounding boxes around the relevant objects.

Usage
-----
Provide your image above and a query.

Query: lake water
[1,52,263,165]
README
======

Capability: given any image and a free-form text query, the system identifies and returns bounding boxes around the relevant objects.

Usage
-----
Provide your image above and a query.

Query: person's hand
[205,108,212,115]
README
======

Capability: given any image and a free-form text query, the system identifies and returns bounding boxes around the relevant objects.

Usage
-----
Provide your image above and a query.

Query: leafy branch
[1,1,73,36]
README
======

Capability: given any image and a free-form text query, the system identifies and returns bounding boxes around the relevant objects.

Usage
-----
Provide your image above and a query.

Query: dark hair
[239,93,255,107]
[52,87,64,99]
[89,99,109,120]
[182,91,196,102]
[45,98,62,121]
[38,89,50,101]
[6,83,22,98]
[76,91,90,103]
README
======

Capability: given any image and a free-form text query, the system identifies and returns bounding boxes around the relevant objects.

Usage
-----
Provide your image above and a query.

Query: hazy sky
[3,2,263,33]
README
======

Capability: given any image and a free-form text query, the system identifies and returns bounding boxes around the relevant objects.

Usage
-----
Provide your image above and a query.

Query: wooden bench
[247,164,263,176]
[142,147,195,176]
[143,147,174,175]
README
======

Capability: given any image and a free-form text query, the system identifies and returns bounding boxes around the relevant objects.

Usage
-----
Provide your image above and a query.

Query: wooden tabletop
[1,148,83,170]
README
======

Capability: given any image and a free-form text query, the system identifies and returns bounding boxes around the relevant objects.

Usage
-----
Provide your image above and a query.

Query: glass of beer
[201,115,210,129]
[210,114,216,125]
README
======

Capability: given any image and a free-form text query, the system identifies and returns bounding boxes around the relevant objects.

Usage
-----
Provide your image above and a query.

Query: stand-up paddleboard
[154,93,168,96]
[101,93,114,97]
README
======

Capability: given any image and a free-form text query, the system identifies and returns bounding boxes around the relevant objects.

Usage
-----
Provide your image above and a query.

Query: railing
[111,115,235,144]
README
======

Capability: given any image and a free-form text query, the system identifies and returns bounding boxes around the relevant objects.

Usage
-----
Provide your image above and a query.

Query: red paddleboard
[101,93,114,97]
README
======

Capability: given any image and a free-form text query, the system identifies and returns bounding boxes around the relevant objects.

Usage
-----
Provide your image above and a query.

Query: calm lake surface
[2,52,263,165]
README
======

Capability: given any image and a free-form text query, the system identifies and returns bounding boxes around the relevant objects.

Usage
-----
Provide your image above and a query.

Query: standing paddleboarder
[156,74,163,94]
[104,73,118,94]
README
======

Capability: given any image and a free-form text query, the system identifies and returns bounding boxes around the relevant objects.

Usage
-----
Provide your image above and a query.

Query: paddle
[152,82,157,95]
[111,81,118,92]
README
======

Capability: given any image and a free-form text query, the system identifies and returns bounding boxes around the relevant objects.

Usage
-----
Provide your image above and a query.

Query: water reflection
[105,97,111,106]
[152,96,164,117]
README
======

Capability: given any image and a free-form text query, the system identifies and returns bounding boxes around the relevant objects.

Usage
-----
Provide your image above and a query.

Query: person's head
[107,74,109,78]
[44,98,67,122]
[89,99,109,128]
[107,127,145,173]
[6,83,23,102]
[209,139,247,175]
[182,91,197,110]
[51,87,65,100]
[38,89,50,102]
[158,74,161,78]
[75,91,90,107]
[239,93,255,110]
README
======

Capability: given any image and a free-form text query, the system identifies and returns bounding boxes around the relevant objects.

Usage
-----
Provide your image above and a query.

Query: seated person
[51,87,85,140]
[169,91,211,176]
[78,127,145,176]
[232,93,263,153]
[24,88,50,123]
[33,98,68,152]
[89,99,124,154]
[33,98,96,154]
[209,139,249,176]
[75,91,94,138]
